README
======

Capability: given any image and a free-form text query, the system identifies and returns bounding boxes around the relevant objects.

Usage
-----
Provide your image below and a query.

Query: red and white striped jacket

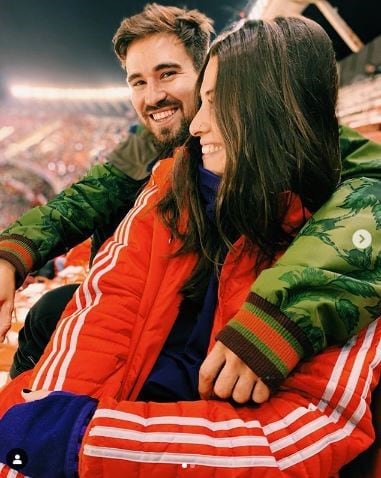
[1,318,380,477]
[0,158,380,477]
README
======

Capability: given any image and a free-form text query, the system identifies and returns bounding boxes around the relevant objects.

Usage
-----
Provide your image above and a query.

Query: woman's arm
[1,318,380,478]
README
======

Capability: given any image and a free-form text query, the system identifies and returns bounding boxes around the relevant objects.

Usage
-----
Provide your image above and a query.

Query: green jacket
[0,124,380,385]
[218,174,381,386]
[217,126,381,387]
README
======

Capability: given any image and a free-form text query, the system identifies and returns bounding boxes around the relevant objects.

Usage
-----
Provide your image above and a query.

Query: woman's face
[189,56,226,175]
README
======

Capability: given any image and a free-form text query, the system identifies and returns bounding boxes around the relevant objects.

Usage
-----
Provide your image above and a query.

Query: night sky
[0,0,379,89]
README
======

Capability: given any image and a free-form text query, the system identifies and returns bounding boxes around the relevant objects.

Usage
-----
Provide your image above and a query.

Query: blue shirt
[138,165,221,402]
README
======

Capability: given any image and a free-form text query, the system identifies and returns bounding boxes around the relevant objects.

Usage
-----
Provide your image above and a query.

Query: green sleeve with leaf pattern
[217,126,381,389]
[0,162,145,286]
[0,126,157,287]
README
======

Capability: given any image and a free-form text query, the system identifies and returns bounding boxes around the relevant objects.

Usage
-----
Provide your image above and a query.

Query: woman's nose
[189,107,208,137]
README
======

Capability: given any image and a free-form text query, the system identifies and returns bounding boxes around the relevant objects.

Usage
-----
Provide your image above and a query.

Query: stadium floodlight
[247,0,307,20]
[247,0,270,19]
[9,85,130,101]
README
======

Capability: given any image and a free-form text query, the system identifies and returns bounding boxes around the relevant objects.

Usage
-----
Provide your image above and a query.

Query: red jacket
[1,319,380,477]
[0,159,380,477]
[28,158,307,398]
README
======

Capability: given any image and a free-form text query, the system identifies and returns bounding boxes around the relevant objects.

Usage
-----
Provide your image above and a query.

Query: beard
[150,118,191,159]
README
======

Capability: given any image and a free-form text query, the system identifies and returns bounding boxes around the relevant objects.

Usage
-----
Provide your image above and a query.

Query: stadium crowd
[0,106,136,228]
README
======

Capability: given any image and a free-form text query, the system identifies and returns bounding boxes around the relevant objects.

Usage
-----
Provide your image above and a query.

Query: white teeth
[202,144,223,154]
[151,109,176,121]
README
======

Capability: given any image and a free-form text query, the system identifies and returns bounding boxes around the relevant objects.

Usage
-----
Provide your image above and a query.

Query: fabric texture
[10,284,80,379]
[0,391,97,478]
[0,318,380,477]
[138,166,221,401]
[107,123,158,180]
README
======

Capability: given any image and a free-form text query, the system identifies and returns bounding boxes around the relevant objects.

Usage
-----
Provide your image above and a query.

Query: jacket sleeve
[28,175,159,397]
[217,176,381,389]
[340,124,381,181]
[216,126,381,388]
[0,127,156,287]
[78,319,381,478]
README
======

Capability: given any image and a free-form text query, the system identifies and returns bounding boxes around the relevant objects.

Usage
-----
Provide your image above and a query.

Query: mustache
[145,99,180,115]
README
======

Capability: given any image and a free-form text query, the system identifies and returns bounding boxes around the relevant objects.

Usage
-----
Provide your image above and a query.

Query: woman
[0,17,380,477]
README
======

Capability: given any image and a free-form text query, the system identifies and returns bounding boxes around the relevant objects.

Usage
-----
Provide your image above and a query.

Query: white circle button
[352,229,372,249]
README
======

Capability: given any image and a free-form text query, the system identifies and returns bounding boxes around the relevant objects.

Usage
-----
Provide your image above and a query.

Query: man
[0,3,214,372]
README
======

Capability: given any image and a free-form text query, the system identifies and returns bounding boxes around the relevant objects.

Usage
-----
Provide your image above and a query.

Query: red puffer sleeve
[28,173,160,398]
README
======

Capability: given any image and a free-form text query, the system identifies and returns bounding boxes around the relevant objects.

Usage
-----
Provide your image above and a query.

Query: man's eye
[131,80,145,88]
[161,71,176,79]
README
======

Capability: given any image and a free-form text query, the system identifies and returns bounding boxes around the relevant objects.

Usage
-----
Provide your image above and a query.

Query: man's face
[125,33,198,145]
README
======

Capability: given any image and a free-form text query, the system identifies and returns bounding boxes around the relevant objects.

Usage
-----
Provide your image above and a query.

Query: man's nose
[145,81,167,107]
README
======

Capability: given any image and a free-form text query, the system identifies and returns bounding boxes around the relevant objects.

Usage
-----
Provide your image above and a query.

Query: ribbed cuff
[0,234,38,287]
[216,292,314,389]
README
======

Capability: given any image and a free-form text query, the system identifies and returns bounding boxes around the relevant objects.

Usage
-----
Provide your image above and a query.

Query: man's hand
[199,341,270,404]
[0,259,16,342]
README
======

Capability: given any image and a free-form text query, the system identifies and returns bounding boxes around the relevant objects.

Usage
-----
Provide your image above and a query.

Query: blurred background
[0,0,380,230]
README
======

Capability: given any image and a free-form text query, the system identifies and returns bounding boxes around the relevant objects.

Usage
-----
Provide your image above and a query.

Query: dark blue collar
[198,165,221,221]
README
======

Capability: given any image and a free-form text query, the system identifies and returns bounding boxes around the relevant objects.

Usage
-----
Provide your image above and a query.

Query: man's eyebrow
[127,63,182,83]
[154,62,182,72]
[127,72,141,83]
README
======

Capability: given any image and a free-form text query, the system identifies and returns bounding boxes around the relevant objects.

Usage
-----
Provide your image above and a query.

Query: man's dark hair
[113,3,214,72]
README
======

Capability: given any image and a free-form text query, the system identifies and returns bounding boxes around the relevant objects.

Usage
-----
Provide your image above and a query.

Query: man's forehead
[125,32,193,73]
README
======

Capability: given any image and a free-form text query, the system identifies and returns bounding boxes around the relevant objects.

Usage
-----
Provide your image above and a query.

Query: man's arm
[340,124,381,181]
[206,126,381,392]
[0,162,150,285]
[216,176,381,388]
[0,162,145,342]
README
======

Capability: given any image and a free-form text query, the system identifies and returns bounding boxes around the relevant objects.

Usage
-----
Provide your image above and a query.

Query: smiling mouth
[150,108,177,122]
[202,144,223,154]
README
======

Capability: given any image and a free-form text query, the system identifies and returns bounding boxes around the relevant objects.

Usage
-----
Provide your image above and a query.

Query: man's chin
[155,127,174,143]
[150,119,191,157]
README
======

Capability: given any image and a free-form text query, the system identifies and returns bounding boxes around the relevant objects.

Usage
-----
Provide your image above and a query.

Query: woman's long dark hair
[158,17,341,302]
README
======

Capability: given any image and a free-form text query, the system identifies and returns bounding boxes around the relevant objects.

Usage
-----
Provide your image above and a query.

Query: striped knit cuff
[216,292,314,390]
[0,235,38,287]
